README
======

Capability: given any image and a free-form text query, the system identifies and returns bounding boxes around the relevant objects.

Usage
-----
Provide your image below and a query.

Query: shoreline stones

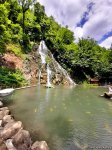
[0,100,49,150]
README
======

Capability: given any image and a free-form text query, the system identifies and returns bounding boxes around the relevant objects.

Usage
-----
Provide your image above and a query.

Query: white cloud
[39,0,112,48]
[82,0,112,40]
[39,0,90,27]
[73,27,83,41]
[99,37,112,49]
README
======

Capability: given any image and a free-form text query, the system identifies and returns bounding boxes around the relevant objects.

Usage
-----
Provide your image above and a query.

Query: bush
[22,34,32,53]
[6,43,24,58]
[0,66,27,88]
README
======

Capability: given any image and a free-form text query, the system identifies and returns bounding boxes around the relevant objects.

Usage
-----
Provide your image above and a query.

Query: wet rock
[0,120,2,127]
[3,115,15,126]
[0,97,3,101]
[0,107,10,120]
[5,139,16,150]
[0,101,3,107]
[1,121,23,140]
[0,138,8,150]
[0,107,9,111]
[0,120,3,132]
[31,141,49,150]
[12,129,32,150]
[40,80,46,84]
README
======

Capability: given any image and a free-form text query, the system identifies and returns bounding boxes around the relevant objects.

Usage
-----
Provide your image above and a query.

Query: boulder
[0,97,3,101]
[0,101,3,108]
[12,129,32,150]
[0,121,23,140]
[0,120,2,127]
[0,107,9,111]
[5,139,16,150]
[3,115,15,126]
[0,138,8,150]
[31,141,49,150]
[0,107,10,120]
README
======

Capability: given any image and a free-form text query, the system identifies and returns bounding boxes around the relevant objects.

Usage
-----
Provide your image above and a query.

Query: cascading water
[38,40,47,64]
[38,40,76,87]
[46,64,52,88]
[38,70,41,85]
[38,41,46,84]
[51,54,76,86]
[38,41,52,87]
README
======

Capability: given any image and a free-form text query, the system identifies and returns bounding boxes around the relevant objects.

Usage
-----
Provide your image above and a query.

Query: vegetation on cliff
[0,0,112,87]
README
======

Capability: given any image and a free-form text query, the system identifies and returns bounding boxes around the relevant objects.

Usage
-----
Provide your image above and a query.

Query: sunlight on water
[6,86,112,150]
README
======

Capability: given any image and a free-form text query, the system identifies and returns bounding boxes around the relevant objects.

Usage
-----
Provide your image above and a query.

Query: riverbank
[0,97,49,150]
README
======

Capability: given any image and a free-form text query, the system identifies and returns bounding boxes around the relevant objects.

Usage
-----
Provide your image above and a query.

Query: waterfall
[38,41,52,87]
[46,64,52,87]
[38,40,76,87]
[51,55,76,86]
[38,70,41,85]
[38,40,47,64]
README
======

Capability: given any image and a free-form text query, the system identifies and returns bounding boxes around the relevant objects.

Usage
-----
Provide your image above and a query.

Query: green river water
[5,85,112,150]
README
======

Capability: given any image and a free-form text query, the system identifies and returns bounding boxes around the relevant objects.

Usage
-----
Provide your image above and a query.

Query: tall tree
[18,0,35,33]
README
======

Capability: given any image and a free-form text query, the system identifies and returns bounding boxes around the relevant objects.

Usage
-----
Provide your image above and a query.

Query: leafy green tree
[18,0,35,33]
[0,2,11,53]
[34,2,45,23]
[56,27,74,45]
[8,0,21,23]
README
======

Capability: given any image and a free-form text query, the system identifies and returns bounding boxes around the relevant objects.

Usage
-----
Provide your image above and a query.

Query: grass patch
[6,43,26,59]
[82,81,99,88]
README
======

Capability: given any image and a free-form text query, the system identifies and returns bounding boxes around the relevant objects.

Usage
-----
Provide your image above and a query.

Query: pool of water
[5,85,112,150]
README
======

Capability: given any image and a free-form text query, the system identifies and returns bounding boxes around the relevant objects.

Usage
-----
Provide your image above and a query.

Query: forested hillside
[0,0,112,87]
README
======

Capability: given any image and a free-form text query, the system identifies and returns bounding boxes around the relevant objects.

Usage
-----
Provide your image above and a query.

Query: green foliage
[0,0,111,86]
[82,81,98,88]
[56,27,74,44]
[6,43,25,58]
[8,0,21,23]
[76,38,111,77]
[22,33,31,52]
[0,66,27,88]
[46,55,52,64]
[34,2,45,23]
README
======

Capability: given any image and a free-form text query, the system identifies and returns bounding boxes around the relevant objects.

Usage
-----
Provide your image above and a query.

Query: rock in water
[0,101,3,108]
[0,107,10,120]
[0,138,8,150]
[0,121,23,140]
[0,120,3,127]
[2,115,14,126]
[12,129,32,150]
[5,139,16,150]
[31,141,49,150]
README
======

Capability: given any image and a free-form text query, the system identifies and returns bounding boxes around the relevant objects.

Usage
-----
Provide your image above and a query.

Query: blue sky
[39,0,112,49]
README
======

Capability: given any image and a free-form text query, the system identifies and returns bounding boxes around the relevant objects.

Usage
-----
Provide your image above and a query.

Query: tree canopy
[0,0,112,84]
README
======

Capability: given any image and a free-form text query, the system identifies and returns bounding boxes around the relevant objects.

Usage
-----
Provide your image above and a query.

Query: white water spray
[38,41,52,87]
[51,55,76,86]
[38,41,76,87]
[38,70,41,85]
[46,64,52,88]
[38,40,47,64]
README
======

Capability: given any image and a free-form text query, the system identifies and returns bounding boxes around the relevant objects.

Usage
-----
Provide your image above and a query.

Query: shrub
[0,66,27,88]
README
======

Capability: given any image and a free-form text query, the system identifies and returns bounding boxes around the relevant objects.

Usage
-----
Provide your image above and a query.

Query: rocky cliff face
[31,41,76,87]
[0,41,76,87]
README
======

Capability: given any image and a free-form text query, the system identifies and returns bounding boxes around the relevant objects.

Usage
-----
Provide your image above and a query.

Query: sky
[39,0,112,49]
